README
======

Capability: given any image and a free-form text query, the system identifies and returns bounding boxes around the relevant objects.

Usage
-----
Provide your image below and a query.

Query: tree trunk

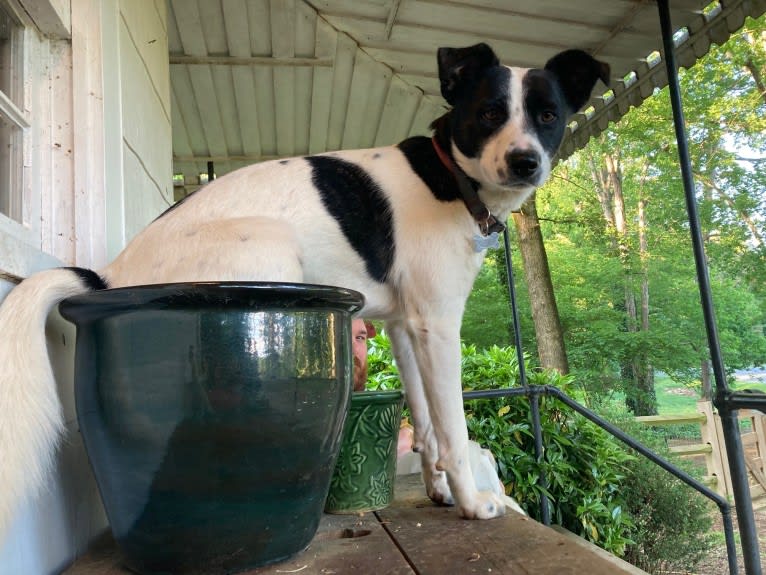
[701,359,712,401]
[631,193,657,415]
[512,195,569,374]
[602,151,657,415]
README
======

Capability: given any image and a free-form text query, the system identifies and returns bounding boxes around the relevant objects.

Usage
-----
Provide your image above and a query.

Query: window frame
[0,0,29,224]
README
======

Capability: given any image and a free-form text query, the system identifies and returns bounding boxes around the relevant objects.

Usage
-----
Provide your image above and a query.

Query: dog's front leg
[386,319,453,505]
[404,314,506,520]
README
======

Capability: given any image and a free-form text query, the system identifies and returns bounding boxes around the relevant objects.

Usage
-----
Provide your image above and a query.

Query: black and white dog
[0,43,608,533]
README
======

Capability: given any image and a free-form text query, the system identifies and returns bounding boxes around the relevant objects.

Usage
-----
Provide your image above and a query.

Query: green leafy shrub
[598,405,715,573]
[367,330,401,391]
[461,349,635,556]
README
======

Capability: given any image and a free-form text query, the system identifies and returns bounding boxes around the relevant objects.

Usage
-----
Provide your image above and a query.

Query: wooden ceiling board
[167,0,766,190]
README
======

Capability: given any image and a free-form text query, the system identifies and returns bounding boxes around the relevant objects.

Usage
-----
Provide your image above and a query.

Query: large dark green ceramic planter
[60,282,363,575]
[324,390,404,514]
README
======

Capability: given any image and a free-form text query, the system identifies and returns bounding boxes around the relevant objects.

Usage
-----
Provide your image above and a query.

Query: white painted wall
[0,1,172,573]
[118,0,173,244]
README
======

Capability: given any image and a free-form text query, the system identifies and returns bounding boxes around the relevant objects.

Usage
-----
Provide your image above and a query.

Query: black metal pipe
[463,385,738,573]
[529,393,551,524]
[656,1,760,572]
[501,229,551,522]
[722,390,766,413]
[502,228,527,387]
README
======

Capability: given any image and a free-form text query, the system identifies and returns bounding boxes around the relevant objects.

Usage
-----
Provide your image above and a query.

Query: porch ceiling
[168,0,766,189]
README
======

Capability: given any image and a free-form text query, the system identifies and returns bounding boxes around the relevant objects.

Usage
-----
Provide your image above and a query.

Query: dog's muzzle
[506,149,541,184]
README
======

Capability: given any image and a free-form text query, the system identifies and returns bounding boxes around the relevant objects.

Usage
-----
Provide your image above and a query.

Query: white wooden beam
[169,55,333,67]
[222,0,262,158]
[271,0,296,157]
[384,0,401,40]
[309,18,337,153]
[174,154,280,163]
[326,32,356,151]
[375,75,421,146]
[294,1,316,155]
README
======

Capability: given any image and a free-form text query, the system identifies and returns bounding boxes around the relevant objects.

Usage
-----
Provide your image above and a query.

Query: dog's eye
[540,110,557,124]
[480,107,505,124]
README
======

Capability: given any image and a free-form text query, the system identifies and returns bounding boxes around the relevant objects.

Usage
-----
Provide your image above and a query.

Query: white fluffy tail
[0,268,99,539]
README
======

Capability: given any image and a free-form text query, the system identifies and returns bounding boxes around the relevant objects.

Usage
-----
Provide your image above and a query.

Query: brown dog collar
[431,136,506,237]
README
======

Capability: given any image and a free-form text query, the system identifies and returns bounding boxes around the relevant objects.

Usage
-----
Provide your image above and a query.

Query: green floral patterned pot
[325,390,404,514]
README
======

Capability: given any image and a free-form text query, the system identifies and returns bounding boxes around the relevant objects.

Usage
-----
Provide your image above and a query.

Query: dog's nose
[507,150,540,180]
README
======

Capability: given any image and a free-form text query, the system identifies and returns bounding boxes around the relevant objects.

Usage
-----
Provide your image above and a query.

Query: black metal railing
[462,385,739,575]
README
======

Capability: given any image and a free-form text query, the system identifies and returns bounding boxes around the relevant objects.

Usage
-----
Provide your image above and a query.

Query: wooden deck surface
[64,474,645,574]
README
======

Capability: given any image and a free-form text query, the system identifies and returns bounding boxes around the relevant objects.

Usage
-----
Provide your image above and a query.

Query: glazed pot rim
[351,390,404,404]
[60,281,365,323]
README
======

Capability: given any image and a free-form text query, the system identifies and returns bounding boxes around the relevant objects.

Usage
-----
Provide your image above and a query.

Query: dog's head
[434,43,609,209]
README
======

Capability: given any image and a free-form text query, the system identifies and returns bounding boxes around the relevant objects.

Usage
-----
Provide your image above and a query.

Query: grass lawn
[655,372,766,415]
[654,374,699,415]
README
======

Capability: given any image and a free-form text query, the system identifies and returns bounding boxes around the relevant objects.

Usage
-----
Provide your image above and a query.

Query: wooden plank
[169,55,333,66]
[669,443,713,457]
[550,526,647,575]
[308,18,337,153]
[270,0,296,157]
[408,96,447,137]
[49,40,75,263]
[635,413,707,426]
[169,67,207,157]
[249,0,276,156]
[326,32,356,151]
[365,46,436,76]
[698,400,729,497]
[197,0,227,54]
[209,64,243,157]
[341,49,377,149]
[745,456,766,493]
[186,64,232,173]
[63,475,647,575]
[294,1,316,155]
[249,513,412,574]
[378,475,646,574]
[358,57,392,148]
[72,0,107,268]
[172,0,232,173]
[198,0,240,165]
[375,75,421,146]
[747,410,766,476]
[63,511,412,575]
[222,0,262,158]
[396,73,441,97]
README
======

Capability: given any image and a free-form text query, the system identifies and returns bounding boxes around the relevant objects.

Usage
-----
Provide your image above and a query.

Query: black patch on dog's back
[307,156,395,283]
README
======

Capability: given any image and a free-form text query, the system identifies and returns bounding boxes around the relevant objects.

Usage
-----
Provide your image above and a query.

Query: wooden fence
[636,401,766,508]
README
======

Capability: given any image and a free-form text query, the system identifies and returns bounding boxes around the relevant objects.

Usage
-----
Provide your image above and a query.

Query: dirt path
[691,506,766,574]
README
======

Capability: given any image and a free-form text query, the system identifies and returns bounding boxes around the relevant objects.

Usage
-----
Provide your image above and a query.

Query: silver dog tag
[473,231,500,252]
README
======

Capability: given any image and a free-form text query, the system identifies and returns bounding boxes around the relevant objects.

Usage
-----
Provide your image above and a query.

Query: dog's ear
[438,43,499,105]
[544,49,610,114]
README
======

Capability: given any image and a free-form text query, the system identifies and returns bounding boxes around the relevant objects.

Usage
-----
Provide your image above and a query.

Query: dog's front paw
[423,467,454,506]
[458,491,507,520]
